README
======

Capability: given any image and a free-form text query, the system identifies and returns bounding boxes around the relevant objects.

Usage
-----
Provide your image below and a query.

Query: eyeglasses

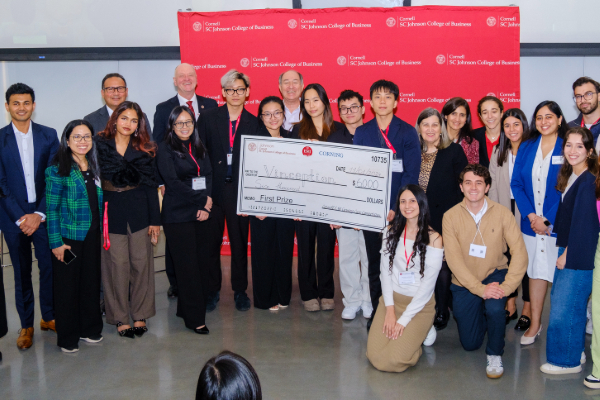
[103,86,127,94]
[340,105,360,115]
[223,87,247,95]
[574,91,597,102]
[71,134,92,143]
[261,111,283,119]
[174,120,194,129]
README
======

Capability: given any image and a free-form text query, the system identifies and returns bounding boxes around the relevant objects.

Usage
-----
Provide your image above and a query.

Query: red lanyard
[403,228,414,269]
[581,117,600,127]
[229,113,242,149]
[188,144,200,176]
[380,125,396,155]
[103,202,110,250]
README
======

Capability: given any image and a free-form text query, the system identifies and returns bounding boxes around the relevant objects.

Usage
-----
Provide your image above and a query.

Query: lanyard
[379,125,396,157]
[229,113,242,149]
[103,202,110,250]
[581,117,600,127]
[403,228,414,270]
[188,144,200,176]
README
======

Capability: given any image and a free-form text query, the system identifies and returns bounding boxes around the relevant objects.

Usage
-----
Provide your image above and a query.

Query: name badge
[398,271,415,285]
[391,159,403,173]
[94,177,101,187]
[469,244,487,259]
[552,156,564,165]
[192,177,206,190]
[227,153,233,165]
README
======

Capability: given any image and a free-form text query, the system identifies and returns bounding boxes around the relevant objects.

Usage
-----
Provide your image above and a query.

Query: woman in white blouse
[366,184,443,372]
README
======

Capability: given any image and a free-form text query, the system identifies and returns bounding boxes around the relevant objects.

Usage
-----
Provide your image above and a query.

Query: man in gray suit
[84,73,151,136]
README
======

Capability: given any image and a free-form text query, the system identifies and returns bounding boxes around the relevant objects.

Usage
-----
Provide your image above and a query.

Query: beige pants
[367,292,435,372]
[101,225,156,325]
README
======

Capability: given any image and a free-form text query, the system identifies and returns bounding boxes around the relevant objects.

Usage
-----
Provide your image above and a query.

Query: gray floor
[0,238,597,400]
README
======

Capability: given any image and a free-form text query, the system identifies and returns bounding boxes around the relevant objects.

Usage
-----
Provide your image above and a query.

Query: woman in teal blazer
[45,120,103,353]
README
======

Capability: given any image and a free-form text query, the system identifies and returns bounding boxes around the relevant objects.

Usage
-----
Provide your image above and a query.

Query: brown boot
[320,298,335,311]
[17,327,34,350]
[40,319,56,332]
[303,299,320,312]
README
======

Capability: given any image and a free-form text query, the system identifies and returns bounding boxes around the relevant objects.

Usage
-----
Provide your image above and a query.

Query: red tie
[186,101,196,118]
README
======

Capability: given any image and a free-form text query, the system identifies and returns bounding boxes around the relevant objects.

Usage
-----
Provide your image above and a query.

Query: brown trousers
[367,292,436,372]
[101,225,156,325]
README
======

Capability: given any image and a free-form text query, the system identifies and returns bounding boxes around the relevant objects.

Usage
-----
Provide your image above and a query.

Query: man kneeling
[442,164,527,378]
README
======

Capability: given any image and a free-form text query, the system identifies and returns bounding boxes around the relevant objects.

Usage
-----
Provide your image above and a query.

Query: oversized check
[237,136,393,232]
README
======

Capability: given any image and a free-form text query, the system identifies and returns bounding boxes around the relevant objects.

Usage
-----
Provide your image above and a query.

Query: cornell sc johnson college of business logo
[386,17,396,27]
[302,146,313,156]
[337,56,347,66]
[240,58,250,67]
[192,21,202,31]
[288,19,298,29]
[248,142,257,152]
[436,54,446,65]
[487,16,497,26]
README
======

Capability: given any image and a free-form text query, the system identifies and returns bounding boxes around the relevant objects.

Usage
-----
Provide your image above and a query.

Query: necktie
[186,101,196,118]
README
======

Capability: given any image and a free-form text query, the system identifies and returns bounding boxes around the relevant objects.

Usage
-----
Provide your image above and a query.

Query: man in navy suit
[153,63,218,299]
[0,83,59,349]
[353,79,421,329]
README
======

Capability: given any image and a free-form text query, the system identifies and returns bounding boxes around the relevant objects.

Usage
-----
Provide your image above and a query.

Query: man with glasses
[279,70,304,130]
[569,77,600,151]
[84,73,151,137]
[335,90,372,320]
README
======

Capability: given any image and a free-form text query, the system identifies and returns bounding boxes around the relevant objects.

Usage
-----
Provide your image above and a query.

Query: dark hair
[5,83,35,103]
[477,96,504,115]
[257,96,285,127]
[337,90,364,108]
[459,164,492,187]
[385,185,432,278]
[526,100,569,141]
[441,97,474,144]
[573,76,600,93]
[369,79,399,101]
[165,106,206,160]
[52,120,100,179]
[557,127,598,192]
[496,108,529,167]
[101,73,127,89]
[196,351,262,400]
[99,101,156,157]
[298,83,336,141]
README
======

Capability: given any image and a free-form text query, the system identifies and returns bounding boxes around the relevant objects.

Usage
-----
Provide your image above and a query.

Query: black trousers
[164,243,177,288]
[164,221,210,328]
[295,221,336,301]
[52,229,103,348]
[0,265,7,339]
[434,260,452,317]
[208,183,250,294]
[250,217,295,309]
[363,230,383,315]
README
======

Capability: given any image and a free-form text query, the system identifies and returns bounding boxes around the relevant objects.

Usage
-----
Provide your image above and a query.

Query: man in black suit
[153,63,218,299]
[199,69,265,312]
[84,73,151,136]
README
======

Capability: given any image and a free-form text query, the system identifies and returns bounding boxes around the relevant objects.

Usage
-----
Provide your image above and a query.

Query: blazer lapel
[71,168,88,201]
[6,125,27,184]
[32,122,44,177]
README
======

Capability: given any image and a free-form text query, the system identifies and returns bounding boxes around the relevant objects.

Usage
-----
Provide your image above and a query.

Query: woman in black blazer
[473,96,504,168]
[415,108,468,330]
[158,106,212,334]
[250,97,296,311]
[291,83,353,312]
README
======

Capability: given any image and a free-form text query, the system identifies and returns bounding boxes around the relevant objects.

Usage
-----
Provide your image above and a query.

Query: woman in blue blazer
[511,100,569,346]
[46,120,103,353]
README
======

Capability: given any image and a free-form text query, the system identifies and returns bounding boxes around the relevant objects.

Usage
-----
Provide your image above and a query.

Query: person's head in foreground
[196,351,262,400]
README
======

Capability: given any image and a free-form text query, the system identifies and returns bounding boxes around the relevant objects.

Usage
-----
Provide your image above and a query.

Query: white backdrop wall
[1,57,599,136]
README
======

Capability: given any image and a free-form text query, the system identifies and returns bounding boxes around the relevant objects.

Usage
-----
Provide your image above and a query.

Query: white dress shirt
[106,105,113,118]
[177,93,200,120]
[283,104,301,131]
[466,199,488,225]
[380,230,444,327]
[508,152,516,199]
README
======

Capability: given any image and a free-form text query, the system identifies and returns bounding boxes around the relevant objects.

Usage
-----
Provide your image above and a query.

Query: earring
[134,129,138,136]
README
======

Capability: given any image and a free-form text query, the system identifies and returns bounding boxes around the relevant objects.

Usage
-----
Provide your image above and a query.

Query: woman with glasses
[441,97,479,164]
[291,84,353,312]
[249,96,296,311]
[95,101,160,339]
[45,120,103,353]
[158,106,213,334]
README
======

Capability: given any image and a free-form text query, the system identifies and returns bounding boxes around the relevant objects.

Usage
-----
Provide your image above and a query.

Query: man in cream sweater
[443,164,528,379]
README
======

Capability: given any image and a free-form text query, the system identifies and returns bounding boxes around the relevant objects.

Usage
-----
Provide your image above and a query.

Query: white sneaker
[584,374,600,389]
[587,318,593,335]
[581,351,586,365]
[423,326,437,346]
[341,305,361,320]
[486,355,504,379]
[362,304,373,319]
[61,346,79,353]
[540,363,582,375]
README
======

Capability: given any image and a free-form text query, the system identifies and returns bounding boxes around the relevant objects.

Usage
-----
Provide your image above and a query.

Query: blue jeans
[546,247,592,367]
[451,268,508,356]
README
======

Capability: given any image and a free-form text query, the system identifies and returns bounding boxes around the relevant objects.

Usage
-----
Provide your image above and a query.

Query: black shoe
[117,322,135,339]
[514,315,531,331]
[433,313,449,331]
[505,310,518,325]
[0,351,2,361]
[234,291,251,311]
[133,319,148,337]
[206,291,220,312]
[194,326,209,335]
[167,285,178,298]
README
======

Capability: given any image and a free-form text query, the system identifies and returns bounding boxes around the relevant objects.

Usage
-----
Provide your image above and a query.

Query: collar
[12,121,32,137]
[177,93,197,107]
[461,198,489,225]
[106,105,114,117]
[285,104,301,114]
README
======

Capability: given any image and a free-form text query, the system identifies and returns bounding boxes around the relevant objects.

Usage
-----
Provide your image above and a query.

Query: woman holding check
[46,120,103,353]
[158,105,212,334]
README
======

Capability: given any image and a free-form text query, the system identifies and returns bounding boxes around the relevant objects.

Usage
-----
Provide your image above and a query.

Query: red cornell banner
[178,6,520,255]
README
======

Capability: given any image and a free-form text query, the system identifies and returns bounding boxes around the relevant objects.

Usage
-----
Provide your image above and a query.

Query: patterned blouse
[419,150,438,192]
[457,137,480,164]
